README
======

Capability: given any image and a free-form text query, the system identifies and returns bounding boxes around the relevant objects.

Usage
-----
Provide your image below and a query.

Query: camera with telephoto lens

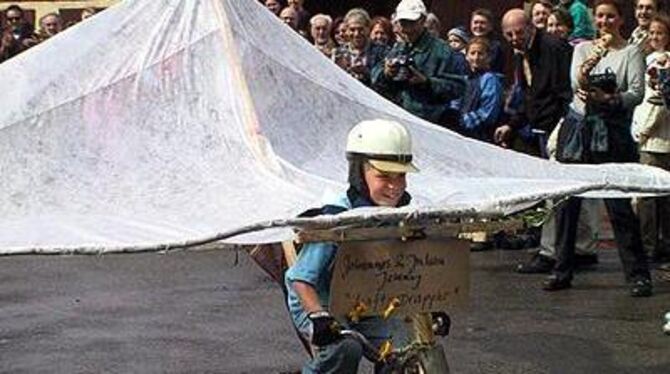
[587,68,617,94]
[389,53,415,82]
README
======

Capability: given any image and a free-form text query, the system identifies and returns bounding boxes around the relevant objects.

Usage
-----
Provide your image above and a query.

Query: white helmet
[346,119,419,173]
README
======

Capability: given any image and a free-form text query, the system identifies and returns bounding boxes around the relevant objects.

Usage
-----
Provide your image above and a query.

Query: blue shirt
[459,71,503,142]
[285,191,353,328]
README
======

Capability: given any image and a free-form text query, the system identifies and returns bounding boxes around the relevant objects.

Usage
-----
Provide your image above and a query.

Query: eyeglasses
[6,16,21,22]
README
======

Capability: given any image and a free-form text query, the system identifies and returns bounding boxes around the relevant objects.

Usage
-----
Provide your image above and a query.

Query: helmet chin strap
[347,157,372,203]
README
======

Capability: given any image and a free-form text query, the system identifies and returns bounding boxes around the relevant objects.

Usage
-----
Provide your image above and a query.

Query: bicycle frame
[341,312,450,373]
[284,222,480,373]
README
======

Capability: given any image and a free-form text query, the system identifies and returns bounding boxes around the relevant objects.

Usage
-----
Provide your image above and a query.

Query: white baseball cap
[394,0,428,22]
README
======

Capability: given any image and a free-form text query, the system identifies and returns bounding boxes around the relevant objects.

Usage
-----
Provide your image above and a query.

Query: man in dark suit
[494,8,573,157]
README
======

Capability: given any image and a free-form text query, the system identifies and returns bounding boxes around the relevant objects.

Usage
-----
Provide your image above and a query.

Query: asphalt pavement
[1,247,668,373]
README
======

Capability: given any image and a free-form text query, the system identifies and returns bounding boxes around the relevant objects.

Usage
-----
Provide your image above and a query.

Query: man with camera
[371,0,466,126]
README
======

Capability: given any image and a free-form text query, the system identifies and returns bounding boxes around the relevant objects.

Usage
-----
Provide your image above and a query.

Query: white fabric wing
[1,0,669,254]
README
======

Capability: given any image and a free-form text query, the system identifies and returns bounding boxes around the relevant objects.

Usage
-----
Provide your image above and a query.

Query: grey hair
[40,12,62,24]
[310,13,333,28]
[344,7,372,27]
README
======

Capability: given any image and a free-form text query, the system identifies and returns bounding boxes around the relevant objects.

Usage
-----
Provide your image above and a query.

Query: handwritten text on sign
[330,239,469,318]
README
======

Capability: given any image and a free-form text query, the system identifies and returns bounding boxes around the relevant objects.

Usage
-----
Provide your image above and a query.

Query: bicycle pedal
[347,302,368,323]
[382,298,401,320]
[378,340,393,361]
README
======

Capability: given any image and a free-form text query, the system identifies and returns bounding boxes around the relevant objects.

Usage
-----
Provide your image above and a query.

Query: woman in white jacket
[632,14,670,262]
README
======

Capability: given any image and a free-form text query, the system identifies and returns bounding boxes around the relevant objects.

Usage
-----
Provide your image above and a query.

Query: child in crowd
[447,26,470,54]
[455,37,503,142]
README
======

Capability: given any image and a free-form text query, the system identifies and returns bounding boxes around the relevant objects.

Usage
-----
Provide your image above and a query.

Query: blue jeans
[296,315,392,374]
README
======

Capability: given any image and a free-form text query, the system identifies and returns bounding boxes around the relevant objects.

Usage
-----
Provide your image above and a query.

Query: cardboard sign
[329,238,469,318]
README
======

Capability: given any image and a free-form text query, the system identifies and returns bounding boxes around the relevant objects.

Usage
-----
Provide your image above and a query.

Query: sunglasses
[6,16,22,21]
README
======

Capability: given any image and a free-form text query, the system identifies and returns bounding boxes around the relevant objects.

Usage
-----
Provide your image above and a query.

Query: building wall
[0,0,119,26]
[430,0,522,31]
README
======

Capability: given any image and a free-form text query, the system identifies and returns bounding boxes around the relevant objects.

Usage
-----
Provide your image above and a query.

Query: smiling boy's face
[363,163,406,207]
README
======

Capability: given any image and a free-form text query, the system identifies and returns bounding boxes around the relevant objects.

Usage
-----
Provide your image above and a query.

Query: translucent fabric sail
[1,0,669,254]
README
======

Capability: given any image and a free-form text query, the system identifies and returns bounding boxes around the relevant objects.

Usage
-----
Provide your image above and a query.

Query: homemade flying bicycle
[252,215,524,373]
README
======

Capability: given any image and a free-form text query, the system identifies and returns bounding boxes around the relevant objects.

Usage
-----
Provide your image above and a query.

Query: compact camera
[389,54,415,81]
[390,54,414,68]
[587,68,617,94]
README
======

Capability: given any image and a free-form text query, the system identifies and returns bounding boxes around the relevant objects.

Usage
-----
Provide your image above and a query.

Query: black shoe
[522,231,542,249]
[495,233,531,250]
[471,241,493,252]
[505,236,527,250]
[543,274,572,291]
[517,253,555,274]
[650,251,670,264]
[630,278,653,297]
[658,263,670,272]
[575,253,598,267]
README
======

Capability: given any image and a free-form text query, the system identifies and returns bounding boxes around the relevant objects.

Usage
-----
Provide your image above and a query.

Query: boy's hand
[431,311,451,337]
[308,311,341,346]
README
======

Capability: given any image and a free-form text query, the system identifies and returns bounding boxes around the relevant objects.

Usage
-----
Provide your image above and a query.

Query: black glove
[308,311,341,346]
[431,312,451,337]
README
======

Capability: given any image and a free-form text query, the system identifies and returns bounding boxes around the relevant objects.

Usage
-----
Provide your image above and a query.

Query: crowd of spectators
[261,0,669,296]
[0,0,668,296]
[0,5,97,63]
